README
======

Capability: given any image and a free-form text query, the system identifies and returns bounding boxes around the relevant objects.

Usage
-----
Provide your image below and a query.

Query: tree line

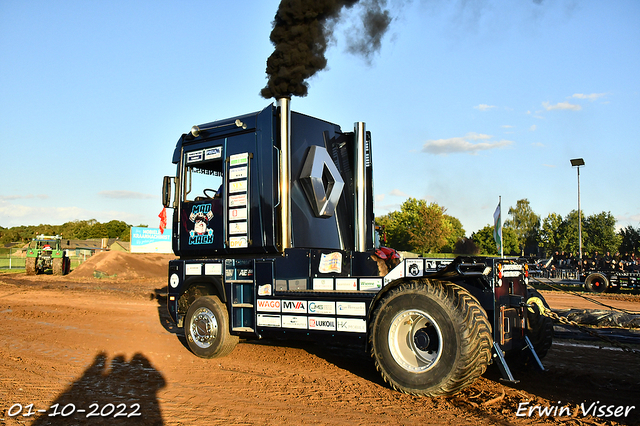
[376,198,639,258]
[0,220,143,245]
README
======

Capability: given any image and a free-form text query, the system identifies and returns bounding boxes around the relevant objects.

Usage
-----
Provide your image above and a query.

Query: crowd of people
[536,251,640,278]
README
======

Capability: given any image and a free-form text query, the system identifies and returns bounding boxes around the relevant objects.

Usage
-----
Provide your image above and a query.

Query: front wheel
[25,258,37,275]
[184,295,238,359]
[53,258,63,275]
[370,279,492,396]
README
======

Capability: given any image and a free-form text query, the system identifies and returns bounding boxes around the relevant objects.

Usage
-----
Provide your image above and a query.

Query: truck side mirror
[162,176,173,208]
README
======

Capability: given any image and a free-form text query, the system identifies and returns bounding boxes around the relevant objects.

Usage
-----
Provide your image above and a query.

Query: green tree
[471,225,518,256]
[583,211,620,254]
[441,215,466,253]
[539,212,563,256]
[504,199,540,256]
[375,198,454,254]
[555,210,585,254]
[618,225,640,254]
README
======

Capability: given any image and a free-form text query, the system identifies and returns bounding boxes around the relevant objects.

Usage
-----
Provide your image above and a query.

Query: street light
[570,158,585,269]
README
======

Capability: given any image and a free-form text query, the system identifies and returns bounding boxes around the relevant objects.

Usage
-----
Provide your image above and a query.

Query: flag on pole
[158,207,167,234]
[493,200,502,255]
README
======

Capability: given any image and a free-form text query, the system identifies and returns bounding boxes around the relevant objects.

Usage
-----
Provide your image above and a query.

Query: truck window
[183,159,223,203]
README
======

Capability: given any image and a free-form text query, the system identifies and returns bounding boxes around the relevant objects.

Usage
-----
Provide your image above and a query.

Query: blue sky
[1,0,639,236]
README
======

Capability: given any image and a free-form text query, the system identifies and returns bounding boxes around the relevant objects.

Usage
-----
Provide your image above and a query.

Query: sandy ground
[1,253,639,426]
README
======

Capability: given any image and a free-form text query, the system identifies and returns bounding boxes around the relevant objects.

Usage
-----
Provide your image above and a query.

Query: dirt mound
[69,251,175,280]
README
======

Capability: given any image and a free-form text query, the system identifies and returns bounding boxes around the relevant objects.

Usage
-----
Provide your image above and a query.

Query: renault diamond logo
[299,145,344,218]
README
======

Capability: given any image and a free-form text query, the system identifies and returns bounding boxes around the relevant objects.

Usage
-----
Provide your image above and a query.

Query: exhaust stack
[354,122,367,252]
[278,97,292,251]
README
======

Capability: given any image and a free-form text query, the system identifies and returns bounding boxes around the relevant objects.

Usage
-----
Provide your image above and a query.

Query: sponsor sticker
[229,194,247,207]
[186,150,204,163]
[282,315,308,329]
[229,222,247,235]
[337,302,366,316]
[307,301,335,315]
[313,278,333,291]
[256,299,281,312]
[204,263,222,276]
[229,207,247,220]
[185,264,202,276]
[229,236,248,248]
[229,153,249,167]
[318,252,342,273]
[258,284,272,296]
[308,317,336,331]
[281,300,307,314]
[257,314,281,327]
[502,264,523,271]
[337,318,366,333]
[335,278,357,291]
[229,180,247,194]
[204,146,222,160]
[405,259,424,277]
[359,278,382,291]
[229,166,248,180]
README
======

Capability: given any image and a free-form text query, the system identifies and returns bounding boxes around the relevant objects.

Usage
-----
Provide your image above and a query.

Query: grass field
[0,256,83,271]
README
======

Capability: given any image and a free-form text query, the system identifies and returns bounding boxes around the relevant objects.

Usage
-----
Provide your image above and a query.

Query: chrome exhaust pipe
[278,97,292,250]
[354,122,366,252]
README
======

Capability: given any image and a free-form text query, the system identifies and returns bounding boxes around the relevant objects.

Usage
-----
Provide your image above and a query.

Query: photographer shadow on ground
[32,352,166,425]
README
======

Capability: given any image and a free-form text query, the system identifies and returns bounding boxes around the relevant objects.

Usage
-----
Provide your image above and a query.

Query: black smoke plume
[261,0,392,99]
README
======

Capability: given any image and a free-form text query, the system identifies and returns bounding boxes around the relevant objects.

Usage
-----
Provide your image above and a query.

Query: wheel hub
[190,307,218,349]
[388,309,443,372]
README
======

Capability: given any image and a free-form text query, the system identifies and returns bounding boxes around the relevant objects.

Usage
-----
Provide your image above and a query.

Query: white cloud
[501,125,514,129]
[543,164,556,168]
[422,133,513,155]
[98,190,156,200]
[0,194,49,201]
[531,142,545,147]
[530,125,537,131]
[375,194,385,202]
[542,101,581,111]
[389,189,410,197]
[572,93,607,101]
[474,104,496,111]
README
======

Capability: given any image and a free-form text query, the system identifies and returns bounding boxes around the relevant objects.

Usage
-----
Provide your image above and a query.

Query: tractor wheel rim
[190,307,218,349]
[388,309,443,372]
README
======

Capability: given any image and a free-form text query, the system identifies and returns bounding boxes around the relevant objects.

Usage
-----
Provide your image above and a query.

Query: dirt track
[1,253,639,425]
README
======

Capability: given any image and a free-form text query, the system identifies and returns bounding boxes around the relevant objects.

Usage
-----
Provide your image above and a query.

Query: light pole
[570,158,585,269]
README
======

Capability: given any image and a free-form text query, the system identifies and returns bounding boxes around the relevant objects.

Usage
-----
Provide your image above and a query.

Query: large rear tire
[184,295,238,359]
[584,273,608,293]
[25,258,36,275]
[370,279,492,396]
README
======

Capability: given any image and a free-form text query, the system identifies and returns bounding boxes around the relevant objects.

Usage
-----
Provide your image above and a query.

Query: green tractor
[25,235,71,275]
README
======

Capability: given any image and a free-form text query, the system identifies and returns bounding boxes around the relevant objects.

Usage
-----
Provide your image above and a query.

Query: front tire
[184,295,238,359]
[25,258,36,275]
[53,258,63,275]
[370,279,492,396]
